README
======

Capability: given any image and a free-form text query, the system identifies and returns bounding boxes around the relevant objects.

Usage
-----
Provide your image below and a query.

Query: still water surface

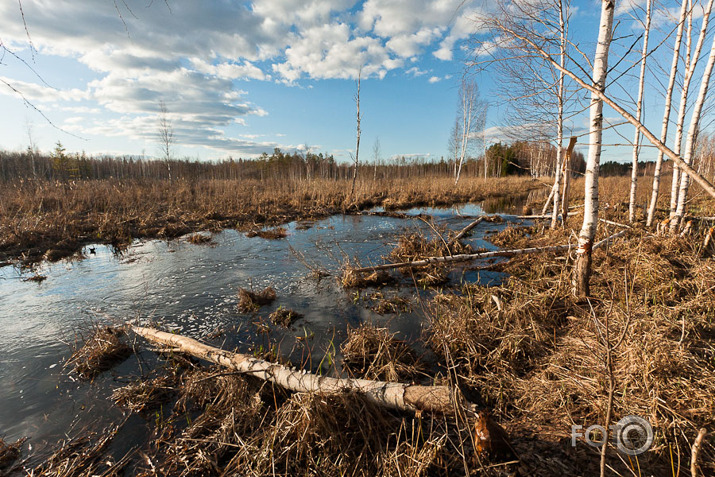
[0,203,527,459]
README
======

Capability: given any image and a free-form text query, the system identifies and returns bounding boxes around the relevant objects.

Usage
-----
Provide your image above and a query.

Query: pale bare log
[131,326,455,414]
[448,216,485,245]
[350,229,627,274]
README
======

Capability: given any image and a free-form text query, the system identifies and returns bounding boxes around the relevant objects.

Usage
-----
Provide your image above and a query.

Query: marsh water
[0,201,529,462]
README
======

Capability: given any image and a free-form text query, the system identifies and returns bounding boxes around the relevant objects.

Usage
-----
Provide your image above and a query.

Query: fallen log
[350,230,629,274]
[131,326,455,414]
[448,216,485,245]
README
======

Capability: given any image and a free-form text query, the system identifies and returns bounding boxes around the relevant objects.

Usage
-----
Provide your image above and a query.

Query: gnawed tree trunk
[560,136,578,225]
[646,0,688,227]
[131,326,455,414]
[574,0,614,297]
[672,26,715,232]
[629,0,652,224]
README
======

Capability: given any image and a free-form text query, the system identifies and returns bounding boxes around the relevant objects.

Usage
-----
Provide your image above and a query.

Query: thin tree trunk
[673,28,715,231]
[671,0,714,221]
[647,0,688,227]
[131,326,455,414]
[574,0,614,298]
[350,70,362,200]
[629,0,652,224]
[560,136,578,225]
[551,0,568,230]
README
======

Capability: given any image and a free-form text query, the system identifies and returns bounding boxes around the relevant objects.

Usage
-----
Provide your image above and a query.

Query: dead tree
[349,69,362,200]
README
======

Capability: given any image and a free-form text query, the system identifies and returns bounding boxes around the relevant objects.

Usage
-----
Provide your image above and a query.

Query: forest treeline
[0,140,667,182]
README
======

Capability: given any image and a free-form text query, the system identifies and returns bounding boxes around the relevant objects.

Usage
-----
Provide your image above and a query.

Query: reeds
[341,323,423,382]
[0,176,540,264]
[66,326,132,380]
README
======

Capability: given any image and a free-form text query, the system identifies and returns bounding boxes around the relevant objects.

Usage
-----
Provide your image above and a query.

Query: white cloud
[428,76,441,83]
[0,0,482,155]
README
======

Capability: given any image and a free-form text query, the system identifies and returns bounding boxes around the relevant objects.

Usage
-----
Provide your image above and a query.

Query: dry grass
[186,232,213,244]
[0,437,25,472]
[0,176,539,264]
[269,307,302,327]
[366,291,412,314]
[237,286,277,313]
[428,221,715,475]
[246,226,288,239]
[29,426,131,477]
[340,268,394,288]
[341,323,424,382]
[66,326,132,380]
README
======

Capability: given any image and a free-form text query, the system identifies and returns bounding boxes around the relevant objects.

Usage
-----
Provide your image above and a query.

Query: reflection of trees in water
[481,194,528,214]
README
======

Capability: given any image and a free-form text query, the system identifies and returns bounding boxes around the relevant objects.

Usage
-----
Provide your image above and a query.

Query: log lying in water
[351,229,629,274]
[131,326,455,414]
[448,216,485,246]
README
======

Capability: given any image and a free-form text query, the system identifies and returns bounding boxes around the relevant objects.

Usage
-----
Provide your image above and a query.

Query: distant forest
[0,141,662,182]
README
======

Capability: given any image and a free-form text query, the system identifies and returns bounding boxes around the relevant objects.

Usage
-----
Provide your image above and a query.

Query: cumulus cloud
[0,0,483,156]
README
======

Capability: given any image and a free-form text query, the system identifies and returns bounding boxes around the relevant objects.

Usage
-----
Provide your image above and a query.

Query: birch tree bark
[669,0,714,221]
[672,29,715,231]
[628,0,652,224]
[573,0,615,297]
[551,0,568,230]
[646,0,689,227]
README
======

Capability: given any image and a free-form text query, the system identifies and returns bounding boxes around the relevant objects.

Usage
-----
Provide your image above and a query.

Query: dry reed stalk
[66,326,132,380]
[341,323,423,382]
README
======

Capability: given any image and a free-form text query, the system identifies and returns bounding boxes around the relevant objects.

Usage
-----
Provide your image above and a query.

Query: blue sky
[0,0,708,164]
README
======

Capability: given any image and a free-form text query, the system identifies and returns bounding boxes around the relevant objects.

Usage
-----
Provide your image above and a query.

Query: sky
[0,0,708,164]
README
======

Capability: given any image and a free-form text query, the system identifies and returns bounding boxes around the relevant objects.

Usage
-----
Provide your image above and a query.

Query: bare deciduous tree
[158,101,174,184]
[573,0,615,298]
[454,79,487,185]
[646,0,689,227]
[350,69,362,200]
[628,0,652,224]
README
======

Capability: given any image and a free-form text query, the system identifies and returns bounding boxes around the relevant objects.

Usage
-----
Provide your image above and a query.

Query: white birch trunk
[670,0,714,219]
[646,0,688,227]
[551,1,567,229]
[574,0,614,297]
[629,0,651,223]
[672,29,715,231]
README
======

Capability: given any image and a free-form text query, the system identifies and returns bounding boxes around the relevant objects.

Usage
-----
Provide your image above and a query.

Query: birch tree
[672,26,715,231]
[573,0,615,297]
[454,79,487,185]
[158,101,174,184]
[628,0,652,224]
[646,0,689,227]
[478,0,574,229]
[669,0,715,223]
[350,69,362,199]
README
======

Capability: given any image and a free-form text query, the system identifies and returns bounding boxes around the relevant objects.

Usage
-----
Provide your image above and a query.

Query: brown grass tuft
[246,226,288,239]
[341,323,423,382]
[187,232,213,244]
[67,326,132,380]
[340,268,394,288]
[269,307,302,327]
[237,286,277,313]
